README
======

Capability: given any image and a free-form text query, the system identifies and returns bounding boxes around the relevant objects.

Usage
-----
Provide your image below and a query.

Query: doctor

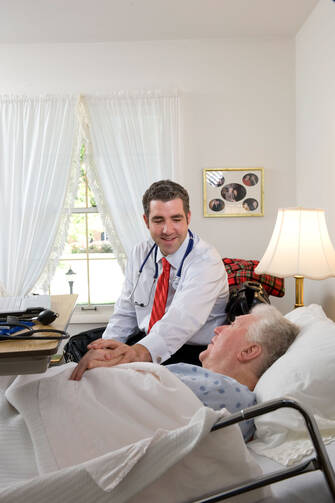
[71,180,229,379]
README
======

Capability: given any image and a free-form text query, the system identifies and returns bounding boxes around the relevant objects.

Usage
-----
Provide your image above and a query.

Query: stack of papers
[0,295,51,314]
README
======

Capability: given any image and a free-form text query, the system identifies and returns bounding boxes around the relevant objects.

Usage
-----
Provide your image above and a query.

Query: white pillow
[250,304,335,466]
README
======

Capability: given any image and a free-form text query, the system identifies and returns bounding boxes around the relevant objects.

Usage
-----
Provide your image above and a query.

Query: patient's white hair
[246,304,299,377]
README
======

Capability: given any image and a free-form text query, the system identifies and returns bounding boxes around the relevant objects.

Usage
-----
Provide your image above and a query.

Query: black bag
[63,327,106,363]
[63,327,146,363]
[225,281,270,323]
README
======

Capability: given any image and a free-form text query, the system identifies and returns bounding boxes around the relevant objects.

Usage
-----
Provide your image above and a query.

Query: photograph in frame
[203,168,264,217]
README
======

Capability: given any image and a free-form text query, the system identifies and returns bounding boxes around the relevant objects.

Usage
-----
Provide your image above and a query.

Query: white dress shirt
[102,231,229,364]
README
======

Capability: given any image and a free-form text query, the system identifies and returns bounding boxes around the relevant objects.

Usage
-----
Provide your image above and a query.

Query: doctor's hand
[69,340,152,381]
[88,339,152,365]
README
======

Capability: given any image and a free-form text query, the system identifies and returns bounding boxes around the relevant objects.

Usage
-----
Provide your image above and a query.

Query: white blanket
[0,363,268,502]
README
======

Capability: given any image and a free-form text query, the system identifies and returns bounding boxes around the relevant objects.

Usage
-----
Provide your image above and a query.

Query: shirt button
[156,356,162,364]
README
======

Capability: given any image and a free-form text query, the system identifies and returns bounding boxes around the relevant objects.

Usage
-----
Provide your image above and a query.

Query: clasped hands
[69,339,152,381]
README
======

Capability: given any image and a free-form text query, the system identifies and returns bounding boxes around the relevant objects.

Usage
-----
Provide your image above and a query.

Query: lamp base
[294,275,304,308]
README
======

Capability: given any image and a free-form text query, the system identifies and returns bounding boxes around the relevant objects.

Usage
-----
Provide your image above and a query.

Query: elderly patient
[70,305,298,440]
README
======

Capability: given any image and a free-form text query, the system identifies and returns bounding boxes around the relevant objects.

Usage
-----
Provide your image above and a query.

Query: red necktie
[148,257,171,333]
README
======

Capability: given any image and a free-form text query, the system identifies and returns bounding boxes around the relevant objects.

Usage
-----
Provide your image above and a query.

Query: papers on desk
[0,295,51,314]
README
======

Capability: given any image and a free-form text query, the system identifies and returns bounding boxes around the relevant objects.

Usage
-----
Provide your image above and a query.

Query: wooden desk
[0,294,77,375]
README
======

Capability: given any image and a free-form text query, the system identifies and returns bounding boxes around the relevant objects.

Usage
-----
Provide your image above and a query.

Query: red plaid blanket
[223,257,285,297]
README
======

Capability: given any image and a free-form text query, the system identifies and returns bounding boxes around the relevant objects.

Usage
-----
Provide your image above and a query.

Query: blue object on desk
[0,321,34,336]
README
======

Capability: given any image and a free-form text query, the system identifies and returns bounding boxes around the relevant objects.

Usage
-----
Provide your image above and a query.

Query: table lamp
[255,208,335,308]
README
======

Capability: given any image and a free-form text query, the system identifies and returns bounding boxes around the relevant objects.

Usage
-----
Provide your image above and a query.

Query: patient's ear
[237,343,262,363]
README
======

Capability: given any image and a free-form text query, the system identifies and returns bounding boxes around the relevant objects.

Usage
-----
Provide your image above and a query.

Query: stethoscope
[0,321,69,340]
[130,229,194,307]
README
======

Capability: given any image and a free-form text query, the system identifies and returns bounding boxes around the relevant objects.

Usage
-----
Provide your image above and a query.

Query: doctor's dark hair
[142,180,190,218]
[247,304,300,378]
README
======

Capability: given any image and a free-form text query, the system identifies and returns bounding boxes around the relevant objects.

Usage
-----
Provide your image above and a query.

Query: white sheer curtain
[82,92,181,263]
[0,96,81,296]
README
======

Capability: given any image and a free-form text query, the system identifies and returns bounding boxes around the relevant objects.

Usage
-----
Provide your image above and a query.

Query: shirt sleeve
[138,247,228,363]
[102,248,138,342]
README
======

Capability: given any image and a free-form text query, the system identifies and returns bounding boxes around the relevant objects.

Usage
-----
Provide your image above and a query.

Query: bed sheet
[1,362,334,502]
[0,363,267,503]
[251,441,335,502]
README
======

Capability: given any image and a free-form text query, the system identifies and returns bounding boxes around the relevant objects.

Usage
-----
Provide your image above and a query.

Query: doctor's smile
[143,198,190,256]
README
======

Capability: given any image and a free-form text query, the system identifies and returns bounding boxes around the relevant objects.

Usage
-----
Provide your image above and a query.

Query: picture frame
[203,168,264,217]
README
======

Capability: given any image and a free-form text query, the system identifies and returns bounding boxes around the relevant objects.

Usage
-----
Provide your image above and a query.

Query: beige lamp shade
[255,208,335,279]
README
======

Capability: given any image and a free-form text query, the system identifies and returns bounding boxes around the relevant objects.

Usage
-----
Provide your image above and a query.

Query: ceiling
[0,0,319,44]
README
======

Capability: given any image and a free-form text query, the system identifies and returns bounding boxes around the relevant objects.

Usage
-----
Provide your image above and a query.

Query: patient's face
[199,314,257,374]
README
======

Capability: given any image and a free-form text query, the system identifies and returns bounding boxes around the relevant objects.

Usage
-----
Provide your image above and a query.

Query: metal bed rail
[187,398,335,502]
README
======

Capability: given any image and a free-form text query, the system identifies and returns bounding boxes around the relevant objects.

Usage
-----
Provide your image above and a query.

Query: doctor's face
[143,198,191,256]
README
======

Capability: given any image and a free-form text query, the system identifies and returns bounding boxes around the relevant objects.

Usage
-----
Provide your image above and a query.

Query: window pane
[63,214,87,255]
[89,258,124,304]
[68,260,89,304]
[73,166,96,209]
[73,169,87,208]
[87,213,113,254]
[50,259,89,304]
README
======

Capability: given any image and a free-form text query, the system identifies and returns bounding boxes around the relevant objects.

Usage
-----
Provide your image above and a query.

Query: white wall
[0,37,296,313]
[296,0,335,318]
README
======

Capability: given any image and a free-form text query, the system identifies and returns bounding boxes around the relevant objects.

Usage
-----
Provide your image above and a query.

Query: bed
[202,399,335,502]
[0,303,335,502]
[254,443,335,502]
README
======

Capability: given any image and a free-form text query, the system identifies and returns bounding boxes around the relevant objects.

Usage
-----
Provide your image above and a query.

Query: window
[48,161,124,305]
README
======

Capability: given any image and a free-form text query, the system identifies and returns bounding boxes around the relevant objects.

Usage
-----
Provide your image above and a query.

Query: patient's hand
[69,348,116,381]
[69,340,152,381]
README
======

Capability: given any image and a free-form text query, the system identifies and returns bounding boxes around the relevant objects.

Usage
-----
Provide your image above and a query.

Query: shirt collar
[156,231,190,269]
